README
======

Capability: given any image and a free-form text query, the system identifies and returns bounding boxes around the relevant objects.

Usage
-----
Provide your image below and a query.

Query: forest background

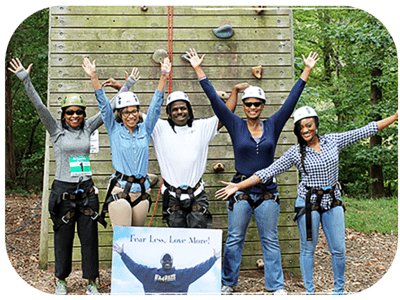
[4,6,398,199]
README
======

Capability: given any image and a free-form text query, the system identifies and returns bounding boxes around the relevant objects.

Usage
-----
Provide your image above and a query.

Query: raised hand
[160,57,171,77]
[302,51,320,70]
[81,57,97,78]
[185,48,206,69]
[8,58,33,75]
[113,243,124,254]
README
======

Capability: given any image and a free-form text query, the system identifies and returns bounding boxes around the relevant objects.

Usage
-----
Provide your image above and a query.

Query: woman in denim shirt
[82,57,171,227]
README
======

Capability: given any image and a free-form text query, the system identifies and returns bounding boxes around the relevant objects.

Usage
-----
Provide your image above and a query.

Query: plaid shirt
[255,122,378,209]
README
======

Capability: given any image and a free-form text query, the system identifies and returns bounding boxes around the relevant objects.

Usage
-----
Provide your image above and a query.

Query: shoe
[273,289,288,295]
[55,280,67,295]
[86,282,100,295]
[221,285,233,295]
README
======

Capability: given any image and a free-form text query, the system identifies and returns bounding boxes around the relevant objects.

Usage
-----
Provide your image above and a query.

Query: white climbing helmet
[116,92,140,109]
[242,86,266,103]
[166,91,190,106]
[293,106,319,124]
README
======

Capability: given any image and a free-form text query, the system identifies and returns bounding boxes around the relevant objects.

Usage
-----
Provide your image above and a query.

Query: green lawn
[343,196,398,234]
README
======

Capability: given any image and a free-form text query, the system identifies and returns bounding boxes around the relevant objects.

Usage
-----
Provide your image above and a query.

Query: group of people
[8,46,397,295]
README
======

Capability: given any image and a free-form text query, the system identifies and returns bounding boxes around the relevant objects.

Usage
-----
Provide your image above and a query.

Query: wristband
[198,75,207,80]
[251,176,257,185]
[161,71,170,74]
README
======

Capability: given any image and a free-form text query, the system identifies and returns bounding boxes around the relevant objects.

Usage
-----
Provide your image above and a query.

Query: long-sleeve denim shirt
[255,122,379,209]
[94,88,165,193]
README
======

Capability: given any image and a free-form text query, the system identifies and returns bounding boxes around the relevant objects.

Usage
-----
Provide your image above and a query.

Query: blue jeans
[295,196,346,293]
[222,193,284,291]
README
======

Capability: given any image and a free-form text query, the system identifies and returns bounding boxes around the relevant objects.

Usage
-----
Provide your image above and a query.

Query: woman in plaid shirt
[216,106,397,294]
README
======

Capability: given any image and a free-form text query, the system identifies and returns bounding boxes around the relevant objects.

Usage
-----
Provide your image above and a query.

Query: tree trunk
[370,67,385,198]
[5,61,17,186]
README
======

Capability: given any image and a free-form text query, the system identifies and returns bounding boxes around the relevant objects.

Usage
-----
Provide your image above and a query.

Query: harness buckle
[62,193,69,201]
[61,215,70,224]
[90,211,99,221]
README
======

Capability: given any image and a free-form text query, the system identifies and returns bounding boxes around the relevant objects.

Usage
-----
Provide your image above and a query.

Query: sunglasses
[243,102,263,107]
[65,109,85,115]
[121,109,139,117]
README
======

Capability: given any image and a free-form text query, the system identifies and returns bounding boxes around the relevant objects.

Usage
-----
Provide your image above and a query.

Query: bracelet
[251,176,257,185]
[198,75,207,80]
[161,71,170,74]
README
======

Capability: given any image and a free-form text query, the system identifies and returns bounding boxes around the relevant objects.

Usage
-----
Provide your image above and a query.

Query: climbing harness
[162,179,212,227]
[228,173,280,210]
[294,183,345,241]
[101,172,152,222]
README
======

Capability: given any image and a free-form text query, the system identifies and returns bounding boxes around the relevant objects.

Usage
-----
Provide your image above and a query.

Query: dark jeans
[49,179,99,280]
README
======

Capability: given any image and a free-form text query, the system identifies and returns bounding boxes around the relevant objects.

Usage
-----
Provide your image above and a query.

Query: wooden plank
[48,78,296,94]
[50,66,294,80]
[50,15,290,28]
[51,6,291,16]
[50,53,293,67]
[51,27,292,41]
[50,40,291,54]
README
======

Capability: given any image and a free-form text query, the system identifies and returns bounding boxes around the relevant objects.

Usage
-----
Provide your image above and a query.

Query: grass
[343,196,398,234]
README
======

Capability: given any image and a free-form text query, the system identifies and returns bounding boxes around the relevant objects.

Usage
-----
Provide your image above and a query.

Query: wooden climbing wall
[40,6,301,277]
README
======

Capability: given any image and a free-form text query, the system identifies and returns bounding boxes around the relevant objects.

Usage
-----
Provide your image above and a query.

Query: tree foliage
[293,7,398,197]
[5,9,49,193]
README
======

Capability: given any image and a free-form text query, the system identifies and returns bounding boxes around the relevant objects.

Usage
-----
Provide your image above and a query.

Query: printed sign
[111,226,222,295]
[90,129,99,153]
[68,156,92,176]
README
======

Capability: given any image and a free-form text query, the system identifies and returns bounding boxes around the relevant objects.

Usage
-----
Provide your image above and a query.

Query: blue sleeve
[143,89,164,135]
[180,256,217,284]
[86,76,138,133]
[199,78,241,132]
[255,146,297,183]
[94,87,117,134]
[120,253,153,284]
[269,78,307,140]
[328,122,379,151]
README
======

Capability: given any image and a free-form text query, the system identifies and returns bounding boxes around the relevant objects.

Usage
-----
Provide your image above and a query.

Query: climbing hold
[152,49,168,64]
[252,65,262,79]
[141,6,148,12]
[213,25,234,39]
[216,91,229,101]
[256,6,263,14]
[213,163,225,173]
[181,54,190,63]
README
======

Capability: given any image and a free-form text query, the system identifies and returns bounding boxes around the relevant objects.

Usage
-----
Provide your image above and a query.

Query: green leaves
[293,7,398,197]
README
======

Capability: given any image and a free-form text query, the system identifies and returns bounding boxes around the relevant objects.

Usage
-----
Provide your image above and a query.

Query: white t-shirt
[151,116,219,192]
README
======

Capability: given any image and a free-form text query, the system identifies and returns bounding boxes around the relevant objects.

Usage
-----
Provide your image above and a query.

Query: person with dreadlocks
[151,83,248,228]
[215,106,398,295]
[8,57,139,295]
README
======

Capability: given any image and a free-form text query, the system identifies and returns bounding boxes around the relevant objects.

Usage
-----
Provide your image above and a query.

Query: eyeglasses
[121,109,139,117]
[243,102,263,108]
[65,109,85,115]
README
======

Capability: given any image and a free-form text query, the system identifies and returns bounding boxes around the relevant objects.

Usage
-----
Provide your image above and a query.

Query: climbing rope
[5,197,43,252]
[167,6,174,94]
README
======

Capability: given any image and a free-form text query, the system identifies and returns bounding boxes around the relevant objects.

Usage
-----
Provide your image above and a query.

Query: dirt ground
[4,193,398,295]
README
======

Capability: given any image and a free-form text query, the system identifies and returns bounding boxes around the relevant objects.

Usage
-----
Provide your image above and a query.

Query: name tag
[69,156,92,176]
